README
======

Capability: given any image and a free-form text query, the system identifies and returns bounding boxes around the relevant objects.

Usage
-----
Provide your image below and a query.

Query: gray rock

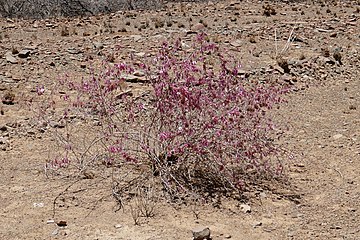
[5,52,18,64]
[93,42,104,49]
[18,50,31,58]
[192,226,211,240]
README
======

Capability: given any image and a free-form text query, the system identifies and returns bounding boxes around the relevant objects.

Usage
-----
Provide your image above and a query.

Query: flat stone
[114,224,123,229]
[18,50,31,58]
[230,40,243,47]
[333,134,343,140]
[5,52,18,64]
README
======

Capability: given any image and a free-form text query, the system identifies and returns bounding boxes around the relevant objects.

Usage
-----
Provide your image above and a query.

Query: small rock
[33,202,44,207]
[123,74,147,83]
[2,91,15,105]
[332,134,343,140]
[5,52,18,64]
[240,204,251,213]
[192,226,211,240]
[130,35,142,42]
[259,192,267,198]
[230,40,242,47]
[224,234,232,238]
[67,48,82,54]
[114,224,123,229]
[49,121,65,129]
[277,57,290,73]
[333,50,342,64]
[18,50,31,58]
[317,56,335,65]
[135,52,146,57]
[56,221,67,227]
[192,23,206,31]
[93,42,104,49]
[253,221,262,228]
[51,228,59,236]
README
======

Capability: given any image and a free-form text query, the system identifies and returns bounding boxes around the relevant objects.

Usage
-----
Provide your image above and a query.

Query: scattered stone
[192,226,211,240]
[263,4,276,16]
[240,204,251,213]
[67,48,83,54]
[224,234,232,238]
[114,224,123,229]
[332,134,343,140]
[277,57,290,73]
[330,32,337,38]
[192,23,206,31]
[51,228,59,236]
[2,91,15,105]
[49,121,65,129]
[135,52,146,57]
[123,74,147,83]
[18,50,31,58]
[317,28,332,33]
[5,52,18,64]
[317,56,335,65]
[130,35,142,42]
[93,42,104,49]
[333,50,342,64]
[349,105,356,110]
[230,40,242,47]
[253,221,262,228]
[56,221,67,227]
[33,202,44,207]
[249,35,256,43]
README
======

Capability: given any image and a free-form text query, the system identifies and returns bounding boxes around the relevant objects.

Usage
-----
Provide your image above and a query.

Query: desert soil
[0,0,359,239]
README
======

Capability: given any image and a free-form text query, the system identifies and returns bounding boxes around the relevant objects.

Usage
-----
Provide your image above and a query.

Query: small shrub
[34,33,286,201]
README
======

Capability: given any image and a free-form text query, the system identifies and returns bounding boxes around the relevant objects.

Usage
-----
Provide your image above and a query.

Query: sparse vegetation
[34,34,286,202]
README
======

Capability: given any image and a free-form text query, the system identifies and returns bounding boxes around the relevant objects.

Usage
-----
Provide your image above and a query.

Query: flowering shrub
[37,33,286,199]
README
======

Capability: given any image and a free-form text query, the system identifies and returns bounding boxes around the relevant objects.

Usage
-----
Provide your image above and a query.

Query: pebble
[230,40,242,47]
[114,224,123,229]
[192,226,211,240]
[253,221,262,228]
[192,23,206,31]
[51,228,59,236]
[240,204,251,213]
[93,42,104,49]
[332,134,343,140]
